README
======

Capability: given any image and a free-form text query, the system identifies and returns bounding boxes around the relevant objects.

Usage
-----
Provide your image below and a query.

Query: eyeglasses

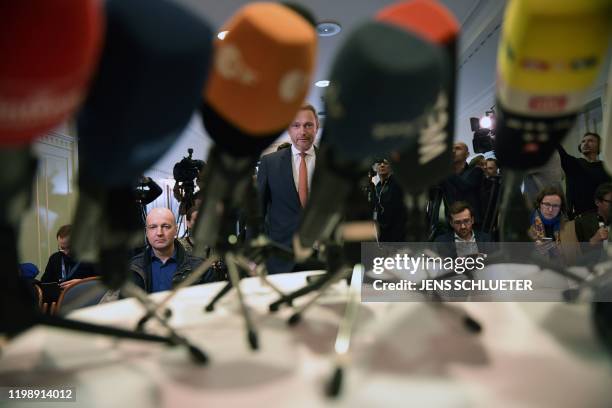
[452,219,473,226]
[290,122,315,130]
[146,224,174,231]
[540,202,561,210]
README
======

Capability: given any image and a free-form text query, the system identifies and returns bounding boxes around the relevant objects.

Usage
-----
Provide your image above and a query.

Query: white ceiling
[150,0,507,177]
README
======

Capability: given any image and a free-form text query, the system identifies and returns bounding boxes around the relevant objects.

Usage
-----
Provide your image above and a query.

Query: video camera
[470,109,496,154]
[173,148,205,184]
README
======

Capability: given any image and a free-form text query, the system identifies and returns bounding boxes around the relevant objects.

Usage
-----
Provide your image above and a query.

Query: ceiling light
[316,22,341,37]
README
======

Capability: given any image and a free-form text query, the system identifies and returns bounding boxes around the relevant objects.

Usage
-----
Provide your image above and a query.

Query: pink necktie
[298,152,308,207]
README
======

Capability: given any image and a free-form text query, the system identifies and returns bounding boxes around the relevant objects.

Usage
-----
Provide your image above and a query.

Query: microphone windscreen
[377,0,459,45]
[203,2,317,139]
[77,0,213,186]
[322,21,446,167]
[603,66,612,175]
[296,20,447,247]
[0,0,104,145]
[376,0,460,193]
[495,0,611,169]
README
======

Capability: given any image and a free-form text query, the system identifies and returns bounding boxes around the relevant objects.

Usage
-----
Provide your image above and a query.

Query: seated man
[41,225,74,283]
[129,207,219,293]
[41,224,97,287]
[575,182,612,258]
[435,201,492,258]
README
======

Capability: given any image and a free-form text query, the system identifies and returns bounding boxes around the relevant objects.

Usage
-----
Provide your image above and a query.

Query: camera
[173,148,205,183]
[470,109,496,154]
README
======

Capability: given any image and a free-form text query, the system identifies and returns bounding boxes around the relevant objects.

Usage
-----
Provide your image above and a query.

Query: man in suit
[257,104,318,274]
[435,201,493,258]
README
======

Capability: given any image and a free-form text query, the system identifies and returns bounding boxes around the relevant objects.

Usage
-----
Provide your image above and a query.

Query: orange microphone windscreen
[204,2,317,136]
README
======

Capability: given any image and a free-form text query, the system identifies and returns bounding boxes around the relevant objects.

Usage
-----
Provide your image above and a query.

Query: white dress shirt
[454,231,479,257]
[291,144,316,193]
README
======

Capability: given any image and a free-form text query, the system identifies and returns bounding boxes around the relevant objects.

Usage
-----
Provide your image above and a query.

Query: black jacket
[440,164,484,225]
[434,230,494,258]
[558,145,611,217]
[128,239,222,293]
[374,175,407,242]
[41,251,74,283]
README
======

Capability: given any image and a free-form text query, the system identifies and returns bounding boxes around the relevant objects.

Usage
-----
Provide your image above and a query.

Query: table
[1,271,610,407]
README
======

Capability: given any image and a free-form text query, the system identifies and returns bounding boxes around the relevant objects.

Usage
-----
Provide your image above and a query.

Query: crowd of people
[21,105,610,307]
[368,131,611,265]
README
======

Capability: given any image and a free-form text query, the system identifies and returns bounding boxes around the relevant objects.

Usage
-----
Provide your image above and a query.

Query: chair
[32,283,43,309]
[34,281,61,315]
[54,277,107,315]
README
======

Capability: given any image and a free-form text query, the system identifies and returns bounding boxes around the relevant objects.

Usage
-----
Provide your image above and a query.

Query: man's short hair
[454,142,469,153]
[56,224,71,239]
[448,201,473,218]
[299,103,319,127]
[276,142,291,151]
[485,158,498,166]
[469,154,485,168]
[186,206,198,222]
[594,182,612,201]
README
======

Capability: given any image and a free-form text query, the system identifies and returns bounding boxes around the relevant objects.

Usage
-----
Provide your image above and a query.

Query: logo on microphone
[0,90,82,128]
[418,92,449,165]
[528,96,567,112]
[215,44,257,85]
[279,70,307,103]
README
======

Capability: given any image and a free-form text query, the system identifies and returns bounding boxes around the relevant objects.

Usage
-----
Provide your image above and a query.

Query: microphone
[494,0,610,170]
[72,0,214,290]
[181,3,317,351]
[193,2,317,253]
[603,65,612,175]
[375,0,460,241]
[294,20,446,253]
[493,0,610,241]
[77,0,213,187]
[0,0,104,144]
[0,0,104,335]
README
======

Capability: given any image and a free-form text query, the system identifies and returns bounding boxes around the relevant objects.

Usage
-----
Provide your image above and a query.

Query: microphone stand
[0,225,192,354]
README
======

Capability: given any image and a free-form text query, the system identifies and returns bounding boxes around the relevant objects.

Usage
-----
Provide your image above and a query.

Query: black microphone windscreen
[77,0,213,186]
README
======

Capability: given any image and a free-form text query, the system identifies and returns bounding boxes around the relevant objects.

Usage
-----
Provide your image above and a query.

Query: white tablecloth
[1,271,610,408]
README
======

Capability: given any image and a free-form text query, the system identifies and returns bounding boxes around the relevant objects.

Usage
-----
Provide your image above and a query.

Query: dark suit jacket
[440,165,484,225]
[434,230,493,258]
[257,148,305,273]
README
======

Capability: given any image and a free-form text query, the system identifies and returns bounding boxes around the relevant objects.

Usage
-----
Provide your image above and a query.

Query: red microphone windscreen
[377,0,459,45]
[0,0,104,145]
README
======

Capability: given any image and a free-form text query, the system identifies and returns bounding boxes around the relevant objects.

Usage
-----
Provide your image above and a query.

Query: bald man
[128,207,217,293]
